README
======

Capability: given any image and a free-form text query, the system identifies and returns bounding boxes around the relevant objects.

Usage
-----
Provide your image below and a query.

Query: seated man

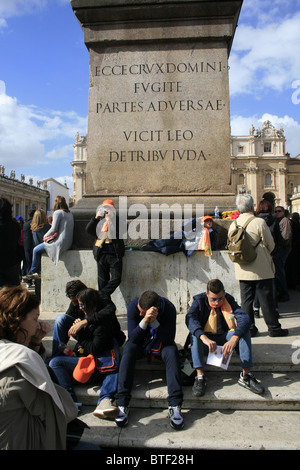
[48,288,124,419]
[115,290,184,430]
[185,279,264,396]
[50,279,87,357]
[51,280,125,358]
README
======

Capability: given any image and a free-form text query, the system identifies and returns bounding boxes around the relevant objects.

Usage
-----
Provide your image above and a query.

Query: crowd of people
[0,194,297,450]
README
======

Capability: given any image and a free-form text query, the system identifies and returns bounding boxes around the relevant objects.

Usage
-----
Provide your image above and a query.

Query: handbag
[96,349,118,374]
[73,349,118,383]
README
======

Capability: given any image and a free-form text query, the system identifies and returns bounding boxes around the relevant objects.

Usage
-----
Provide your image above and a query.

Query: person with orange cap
[85,200,125,296]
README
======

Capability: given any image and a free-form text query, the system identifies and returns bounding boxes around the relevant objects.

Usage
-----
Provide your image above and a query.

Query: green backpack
[226,216,260,264]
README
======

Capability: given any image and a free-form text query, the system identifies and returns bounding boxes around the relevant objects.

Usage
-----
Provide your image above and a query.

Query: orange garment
[204,297,236,334]
[198,227,212,257]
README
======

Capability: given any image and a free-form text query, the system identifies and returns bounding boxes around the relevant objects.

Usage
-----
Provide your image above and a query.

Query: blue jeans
[29,242,45,274]
[48,313,119,403]
[190,329,253,370]
[48,354,119,403]
[51,313,75,357]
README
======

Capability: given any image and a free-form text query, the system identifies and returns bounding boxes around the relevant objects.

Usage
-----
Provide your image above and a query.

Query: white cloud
[0,83,87,170]
[231,113,300,157]
[230,12,300,96]
[0,0,47,20]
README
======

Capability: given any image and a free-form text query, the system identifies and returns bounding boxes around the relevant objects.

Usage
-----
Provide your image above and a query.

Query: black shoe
[269,328,289,337]
[238,372,265,395]
[250,325,259,337]
[253,308,260,318]
[192,375,207,397]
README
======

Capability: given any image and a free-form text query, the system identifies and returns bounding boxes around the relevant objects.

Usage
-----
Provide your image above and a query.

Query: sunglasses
[275,210,283,213]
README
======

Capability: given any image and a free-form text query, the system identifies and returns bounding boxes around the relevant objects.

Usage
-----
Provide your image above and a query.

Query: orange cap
[73,355,95,383]
[102,199,115,207]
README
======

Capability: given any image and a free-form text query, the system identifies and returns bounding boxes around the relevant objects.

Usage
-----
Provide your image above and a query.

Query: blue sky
[0,0,300,196]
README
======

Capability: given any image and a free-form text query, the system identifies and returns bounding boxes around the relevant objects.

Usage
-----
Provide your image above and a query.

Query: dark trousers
[273,248,290,300]
[115,341,183,408]
[97,253,122,296]
[240,279,283,333]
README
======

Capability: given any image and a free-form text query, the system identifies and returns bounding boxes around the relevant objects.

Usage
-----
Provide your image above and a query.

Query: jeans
[48,355,118,403]
[240,279,283,333]
[51,313,75,357]
[190,329,253,370]
[29,242,45,274]
[115,341,183,408]
[97,253,122,296]
[48,313,119,404]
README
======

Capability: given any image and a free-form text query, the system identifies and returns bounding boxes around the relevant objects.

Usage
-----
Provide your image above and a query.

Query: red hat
[73,355,95,383]
[102,199,115,207]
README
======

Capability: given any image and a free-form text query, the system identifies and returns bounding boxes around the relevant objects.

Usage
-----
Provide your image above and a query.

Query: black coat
[0,218,21,268]
[85,216,125,261]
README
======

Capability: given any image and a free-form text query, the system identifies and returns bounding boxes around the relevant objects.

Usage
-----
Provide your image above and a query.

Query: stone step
[78,407,300,451]
[39,290,300,451]
[75,369,300,412]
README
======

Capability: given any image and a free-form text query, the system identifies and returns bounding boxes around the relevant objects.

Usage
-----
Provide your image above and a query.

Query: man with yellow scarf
[185,279,264,397]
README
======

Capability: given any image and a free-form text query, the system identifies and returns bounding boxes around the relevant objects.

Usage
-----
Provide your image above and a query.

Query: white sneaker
[115,406,129,427]
[168,406,184,430]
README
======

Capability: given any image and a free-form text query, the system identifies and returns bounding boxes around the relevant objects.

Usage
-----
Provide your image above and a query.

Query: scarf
[198,227,212,257]
[204,296,236,334]
[95,214,111,248]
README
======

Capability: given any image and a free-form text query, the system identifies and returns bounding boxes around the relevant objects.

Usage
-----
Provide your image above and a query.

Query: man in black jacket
[85,199,125,296]
[185,279,264,397]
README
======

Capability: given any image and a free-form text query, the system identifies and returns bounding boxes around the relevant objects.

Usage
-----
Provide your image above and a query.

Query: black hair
[65,280,87,298]
[138,290,160,310]
[206,279,225,294]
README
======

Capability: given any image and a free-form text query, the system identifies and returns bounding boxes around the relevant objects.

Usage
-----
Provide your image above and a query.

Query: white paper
[206,345,232,370]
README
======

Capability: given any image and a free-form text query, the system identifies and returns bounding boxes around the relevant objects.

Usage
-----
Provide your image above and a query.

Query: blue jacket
[127,296,177,347]
[185,292,250,339]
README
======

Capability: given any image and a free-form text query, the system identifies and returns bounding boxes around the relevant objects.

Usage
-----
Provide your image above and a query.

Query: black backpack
[226,216,260,264]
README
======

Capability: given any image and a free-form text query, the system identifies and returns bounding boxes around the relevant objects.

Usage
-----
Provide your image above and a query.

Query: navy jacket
[186,292,250,339]
[127,296,177,347]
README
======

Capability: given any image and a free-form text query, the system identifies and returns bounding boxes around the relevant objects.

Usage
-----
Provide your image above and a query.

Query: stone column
[71,0,242,217]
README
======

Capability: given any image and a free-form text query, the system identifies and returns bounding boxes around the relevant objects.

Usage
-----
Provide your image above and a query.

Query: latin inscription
[93,59,228,165]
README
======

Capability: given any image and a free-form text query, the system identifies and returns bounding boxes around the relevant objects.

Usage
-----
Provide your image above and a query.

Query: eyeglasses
[275,210,283,213]
[208,295,224,304]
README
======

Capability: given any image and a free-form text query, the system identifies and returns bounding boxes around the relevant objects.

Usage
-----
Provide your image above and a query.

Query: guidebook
[206,345,232,370]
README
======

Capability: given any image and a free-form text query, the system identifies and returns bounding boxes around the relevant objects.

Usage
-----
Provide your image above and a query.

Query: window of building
[265,173,272,186]
[239,174,245,185]
[264,142,272,152]
[237,146,244,153]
